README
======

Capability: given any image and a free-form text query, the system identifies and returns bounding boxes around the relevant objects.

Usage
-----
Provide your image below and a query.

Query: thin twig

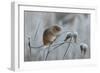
[28,37,31,56]
[44,43,62,60]
[45,49,50,60]
[29,41,72,49]
[63,37,72,59]
[50,42,64,51]
[44,41,70,60]
[44,38,58,60]
[44,40,73,60]
[33,21,41,41]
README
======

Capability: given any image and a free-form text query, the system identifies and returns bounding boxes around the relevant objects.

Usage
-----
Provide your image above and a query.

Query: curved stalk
[63,37,72,59]
[44,49,50,60]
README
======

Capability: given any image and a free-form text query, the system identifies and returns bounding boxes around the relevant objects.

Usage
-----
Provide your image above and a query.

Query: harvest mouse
[43,25,61,48]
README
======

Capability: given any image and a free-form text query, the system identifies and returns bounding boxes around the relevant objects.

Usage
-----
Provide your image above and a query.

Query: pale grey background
[24,11,90,61]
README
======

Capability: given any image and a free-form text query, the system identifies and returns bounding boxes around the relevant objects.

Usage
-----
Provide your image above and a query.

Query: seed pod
[64,32,72,41]
[80,43,88,55]
[73,32,78,43]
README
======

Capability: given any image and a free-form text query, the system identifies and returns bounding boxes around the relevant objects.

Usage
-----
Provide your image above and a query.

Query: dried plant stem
[45,49,50,60]
[33,21,41,41]
[44,43,64,60]
[63,37,72,59]
[28,37,31,56]
[44,41,56,60]
[51,42,64,51]
[45,42,64,60]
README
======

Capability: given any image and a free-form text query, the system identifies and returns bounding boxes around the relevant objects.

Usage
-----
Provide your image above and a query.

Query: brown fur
[43,25,61,46]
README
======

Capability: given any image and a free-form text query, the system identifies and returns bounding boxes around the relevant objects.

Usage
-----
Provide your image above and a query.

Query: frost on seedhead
[64,32,73,42]
[80,43,88,55]
[73,32,78,43]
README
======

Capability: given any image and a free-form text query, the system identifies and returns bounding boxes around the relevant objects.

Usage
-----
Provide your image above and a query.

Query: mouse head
[52,25,61,33]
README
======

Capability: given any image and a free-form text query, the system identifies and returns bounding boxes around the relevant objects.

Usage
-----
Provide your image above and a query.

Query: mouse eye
[55,26,61,31]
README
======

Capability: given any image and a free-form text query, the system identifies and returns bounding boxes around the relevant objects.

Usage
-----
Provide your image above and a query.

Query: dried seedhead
[80,43,88,55]
[73,32,78,43]
[64,32,73,42]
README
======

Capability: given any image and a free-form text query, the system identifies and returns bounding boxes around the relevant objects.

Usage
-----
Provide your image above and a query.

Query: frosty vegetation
[24,11,90,61]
